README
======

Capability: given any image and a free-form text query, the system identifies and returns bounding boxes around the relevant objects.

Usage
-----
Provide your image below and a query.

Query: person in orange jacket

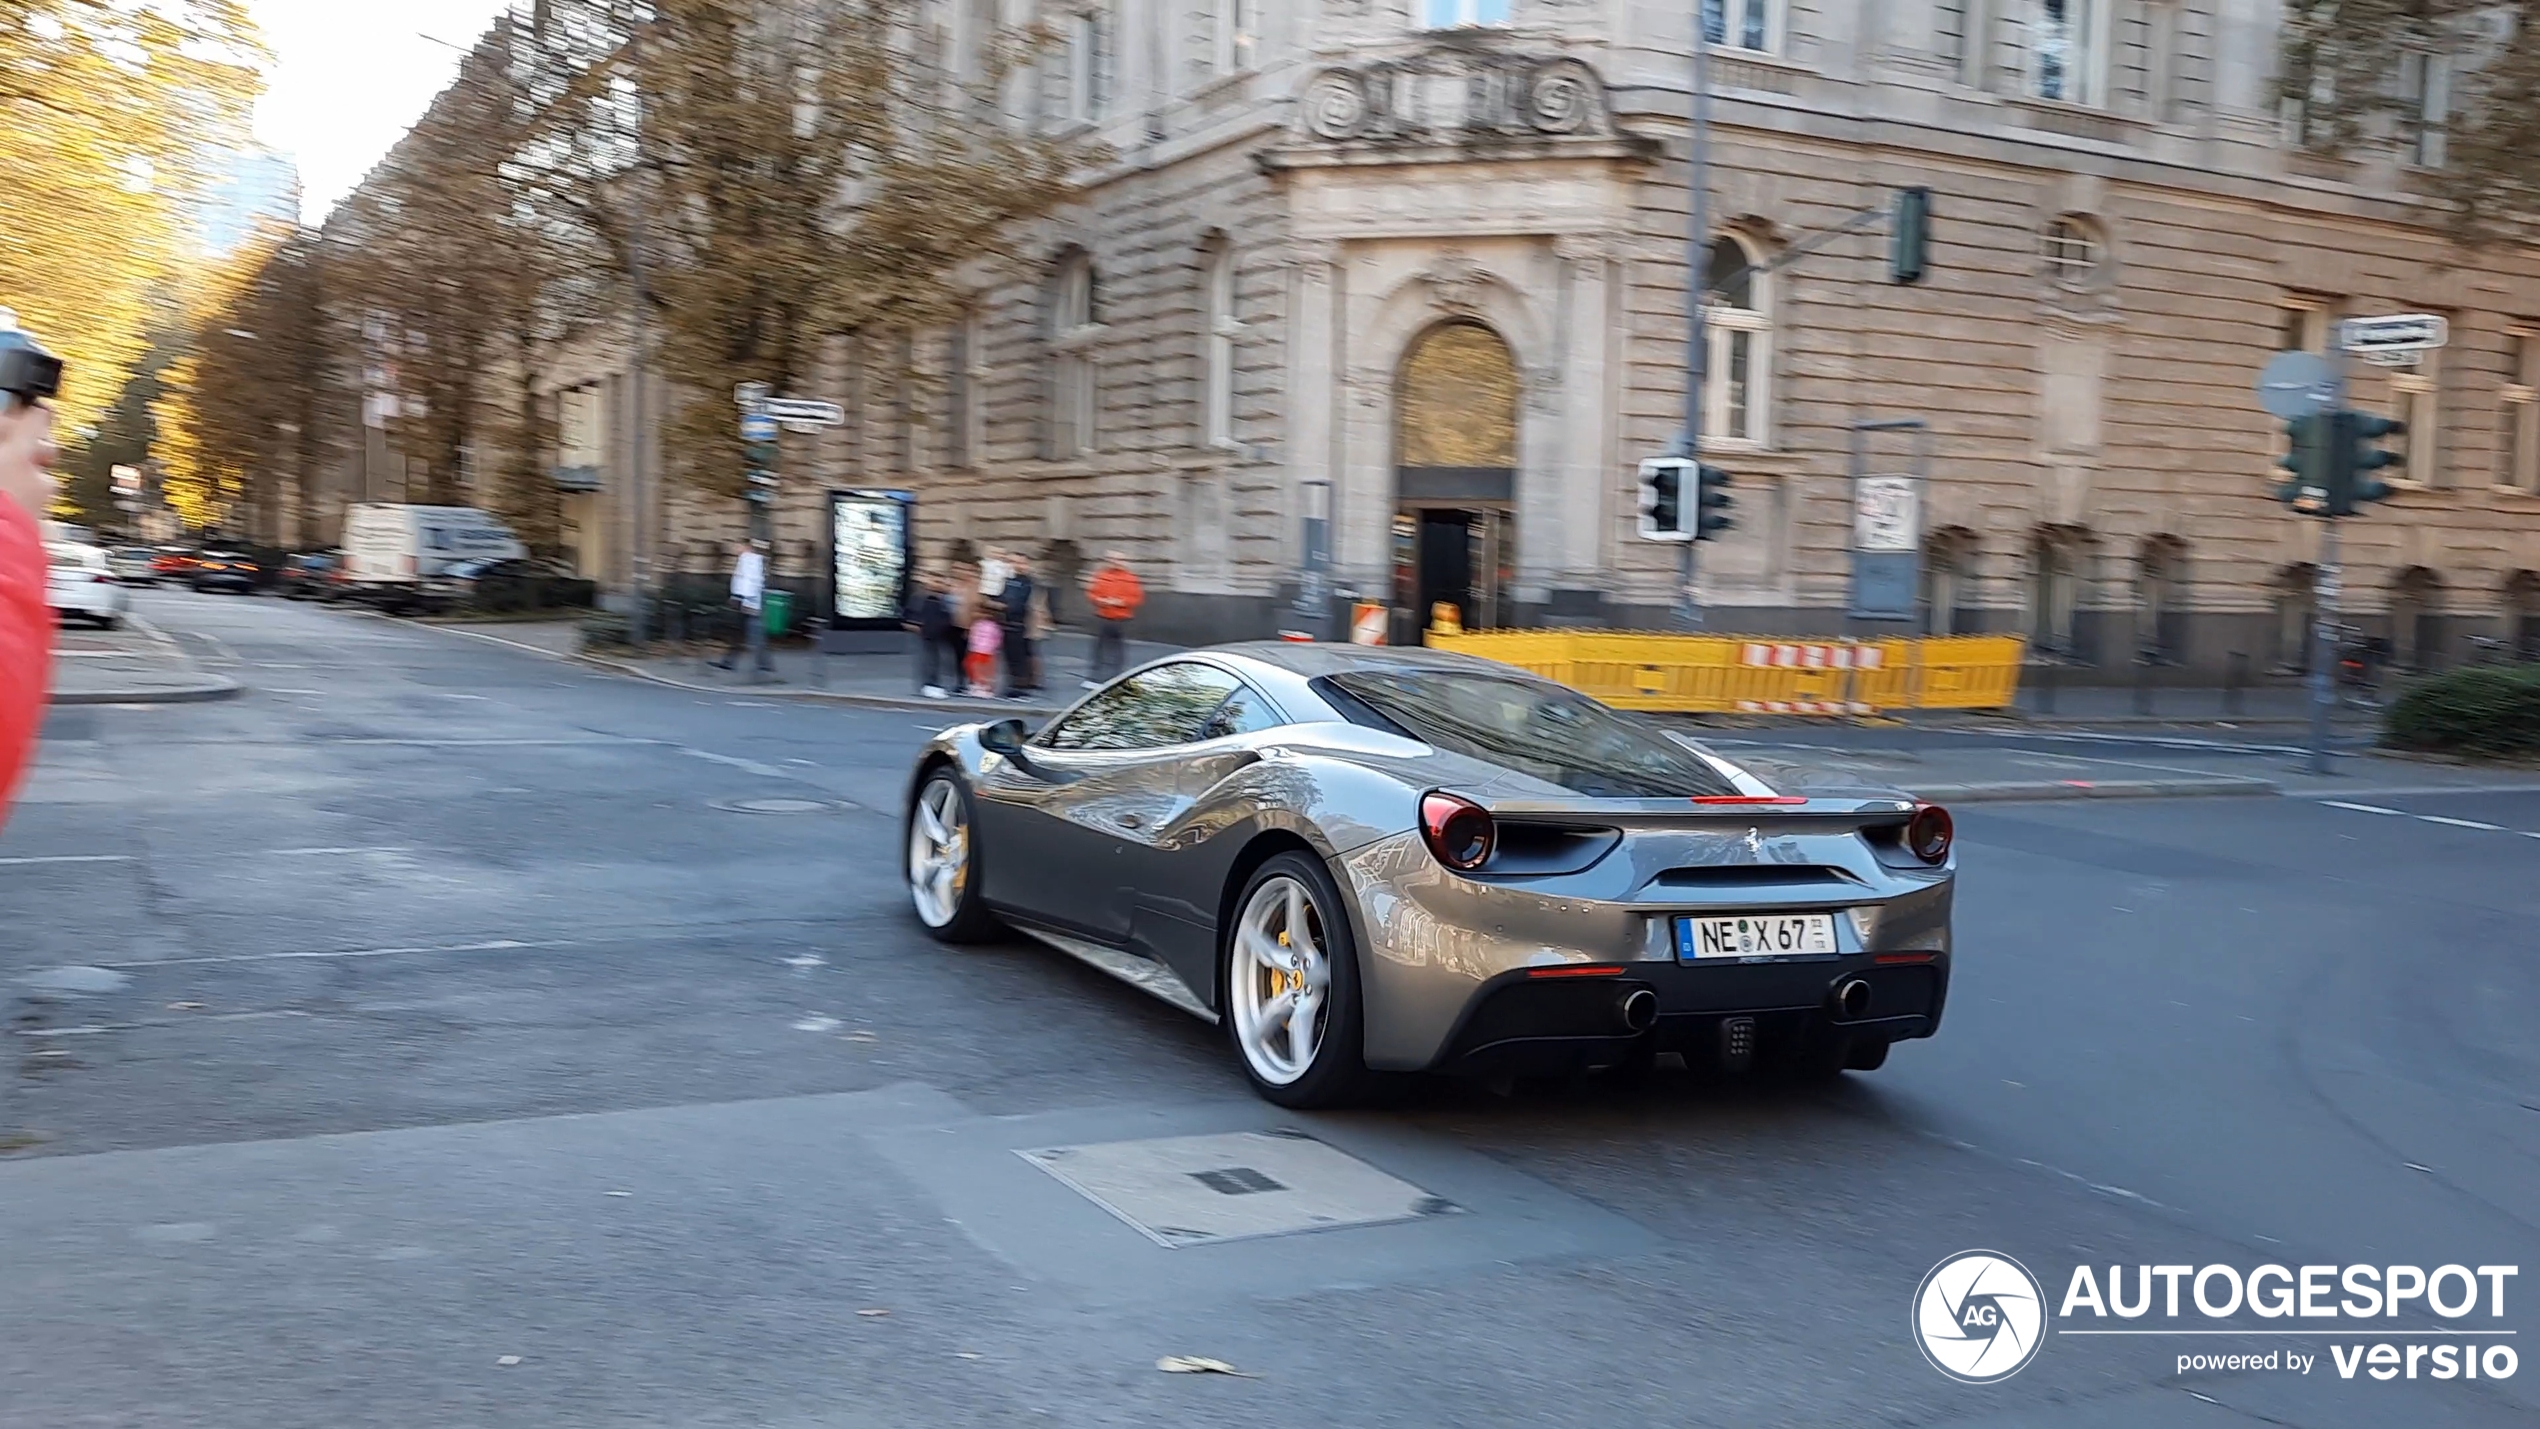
[0,316,62,830]
[1082,549,1143,688]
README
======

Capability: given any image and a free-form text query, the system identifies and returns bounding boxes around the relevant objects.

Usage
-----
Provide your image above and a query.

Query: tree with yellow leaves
[0,0,265,437]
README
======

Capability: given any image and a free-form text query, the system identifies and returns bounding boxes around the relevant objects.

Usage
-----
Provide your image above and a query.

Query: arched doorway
[2390,567,2445,672]
[1920,526,1979,636]
[2135,535,2189,665]
[1393,320,1519,641]
[2270,563,2317,673]
[2507,571,2540,661]
[2026,526,2087,658]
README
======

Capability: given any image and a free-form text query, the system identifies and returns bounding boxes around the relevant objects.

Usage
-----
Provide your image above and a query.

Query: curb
[572,652,1066,717]
[404,619,1065,717]
[1911,777,2281,803]
[50,675,242,706]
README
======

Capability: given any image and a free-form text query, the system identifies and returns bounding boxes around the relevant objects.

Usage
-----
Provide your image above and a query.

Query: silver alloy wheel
[907,777,969,928]
[1230,874,1333,1086]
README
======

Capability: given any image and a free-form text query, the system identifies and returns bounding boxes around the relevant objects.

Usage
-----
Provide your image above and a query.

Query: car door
[1124,676,1293,996]
[974,663,1243,938]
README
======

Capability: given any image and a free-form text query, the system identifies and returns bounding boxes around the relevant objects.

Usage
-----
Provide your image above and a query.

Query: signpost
[731,385,844,680]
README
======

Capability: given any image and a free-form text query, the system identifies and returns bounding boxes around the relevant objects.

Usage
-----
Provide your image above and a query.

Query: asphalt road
[2,590,2534,1429]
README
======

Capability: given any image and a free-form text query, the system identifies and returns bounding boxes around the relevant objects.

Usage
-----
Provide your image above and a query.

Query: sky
[250,0,521,221]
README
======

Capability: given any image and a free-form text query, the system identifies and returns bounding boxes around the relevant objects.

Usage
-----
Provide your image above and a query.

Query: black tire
[904,767,999,943]
[1222,851,1374,1109]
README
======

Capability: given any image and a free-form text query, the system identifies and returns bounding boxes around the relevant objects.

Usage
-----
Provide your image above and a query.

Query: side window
[1199,684,1285,741]
[1041,662,1240,750]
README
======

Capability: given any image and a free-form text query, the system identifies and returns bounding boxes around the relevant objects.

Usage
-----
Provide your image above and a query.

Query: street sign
[2256,349,2339,421]
[2338,313,2449,356]
[760,397,845,426]
[734,381,771,408]
[740,411,778,443]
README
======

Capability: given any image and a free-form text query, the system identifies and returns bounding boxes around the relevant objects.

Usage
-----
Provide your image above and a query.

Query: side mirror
[978,717,1030,758]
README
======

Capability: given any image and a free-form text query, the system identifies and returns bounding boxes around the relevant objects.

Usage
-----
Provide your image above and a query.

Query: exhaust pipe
[1833,978,1872,1021]
[1616,987,1659,1034]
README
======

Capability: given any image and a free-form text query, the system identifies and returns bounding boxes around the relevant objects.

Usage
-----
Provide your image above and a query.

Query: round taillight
[1907,803,1953,865]
[1420,791,1495,872]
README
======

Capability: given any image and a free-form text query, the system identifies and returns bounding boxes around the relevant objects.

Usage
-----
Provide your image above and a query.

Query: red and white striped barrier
[1733,699,1876,715]
[1738,642,1884,670]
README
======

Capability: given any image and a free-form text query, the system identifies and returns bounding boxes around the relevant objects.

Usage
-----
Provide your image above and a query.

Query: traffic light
[2274,415,2329,515]
[1637,457,1692,541]
[2330,410,2405,516]
[1695,463,1735,540]
[1889,186,1931,286]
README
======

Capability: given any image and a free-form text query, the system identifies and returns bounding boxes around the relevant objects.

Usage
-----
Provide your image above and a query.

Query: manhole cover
[711,797,852,815]
[1018,1130,1460,1248]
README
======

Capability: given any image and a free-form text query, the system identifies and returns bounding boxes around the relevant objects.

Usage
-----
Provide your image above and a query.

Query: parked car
[342,503,524,611]
[151,548,200,582]
[191,550,258,594]
[47,543,129,628]
[278,551,345,601]
[419,555,581,612]
[107,546,161,585]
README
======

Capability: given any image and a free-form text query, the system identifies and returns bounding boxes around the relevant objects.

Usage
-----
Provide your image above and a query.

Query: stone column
[1281,241,1347,582]
[1552,234,1613,599]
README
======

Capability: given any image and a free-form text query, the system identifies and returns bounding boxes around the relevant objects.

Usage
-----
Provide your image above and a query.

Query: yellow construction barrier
[1423,629,2027,714]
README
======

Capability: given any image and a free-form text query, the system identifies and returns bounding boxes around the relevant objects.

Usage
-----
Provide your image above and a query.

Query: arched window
[1200,240,1236,448]
[1049,251,1099,458]
[1703,235,1770,445]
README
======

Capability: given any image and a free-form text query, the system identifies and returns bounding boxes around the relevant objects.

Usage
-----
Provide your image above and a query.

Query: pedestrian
[0,315,60,830]
[964,603,1002,699]
[1083,549,1143,687]
[999,552,1037,697]
[905,569,956,699]
[711,538,773,675]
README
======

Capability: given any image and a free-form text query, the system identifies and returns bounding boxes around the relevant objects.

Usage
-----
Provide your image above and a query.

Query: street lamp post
[1674,4,1712,630]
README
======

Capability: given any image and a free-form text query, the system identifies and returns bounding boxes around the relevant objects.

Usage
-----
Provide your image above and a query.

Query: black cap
[0,312,63,404]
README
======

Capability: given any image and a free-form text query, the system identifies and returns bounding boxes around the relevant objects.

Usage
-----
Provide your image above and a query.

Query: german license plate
[1677,913,1837,960]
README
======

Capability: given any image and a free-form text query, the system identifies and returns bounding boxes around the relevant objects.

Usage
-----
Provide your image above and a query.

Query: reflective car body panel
[907,643,1956,1073]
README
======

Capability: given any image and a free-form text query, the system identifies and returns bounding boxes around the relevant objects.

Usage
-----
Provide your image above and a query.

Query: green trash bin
[762,589,793,637]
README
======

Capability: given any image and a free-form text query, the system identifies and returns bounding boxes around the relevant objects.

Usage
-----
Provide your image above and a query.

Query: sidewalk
[48,617,239,705]
[1992,673,2380,726]
[436,619,1182,717]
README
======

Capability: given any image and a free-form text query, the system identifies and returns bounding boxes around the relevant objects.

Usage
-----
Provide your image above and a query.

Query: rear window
[1318,670,1736,799]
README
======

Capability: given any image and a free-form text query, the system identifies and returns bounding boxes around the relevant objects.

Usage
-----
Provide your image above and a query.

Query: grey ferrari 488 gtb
[903,643,1956,1107]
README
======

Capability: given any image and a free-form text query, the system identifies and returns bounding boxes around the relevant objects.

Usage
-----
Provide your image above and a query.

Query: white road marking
[2319,801,2404,815]
[0,854,131,866]
[2418,815,2504,831]
[793,1013,842,1033]
[103,938,577,970]
[265,688,324,695]
[260,846,414,857]
[678,747,788,778]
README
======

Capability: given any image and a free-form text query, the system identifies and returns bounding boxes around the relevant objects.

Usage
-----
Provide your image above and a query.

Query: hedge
[2383,663,2540,758]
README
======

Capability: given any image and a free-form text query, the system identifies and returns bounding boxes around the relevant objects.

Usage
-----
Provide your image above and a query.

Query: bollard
[2133,654,2154,717]
[2223,651,2247,718]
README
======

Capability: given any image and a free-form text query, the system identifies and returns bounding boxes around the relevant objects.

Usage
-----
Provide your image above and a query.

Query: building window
[1215,0,1256,72]
[1050,252,1100,459]
[1423,0,1510,29]
[1702,235,1770,446]
[2041,217,2102,288]
[2033,0,2100,106]
[1062,6,1109,123]
[557,384,604,470]
[947,310,981,470]
[1701,0,1775,52]
[2499,332,2537,491]
[1201,242,1237,448]
[2278,301,2332,353]
[2390,365,2439,486]
[2400,52,2451,168]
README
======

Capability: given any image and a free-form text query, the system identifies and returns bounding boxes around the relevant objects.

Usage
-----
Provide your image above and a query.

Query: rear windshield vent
[1652,866,1863,890]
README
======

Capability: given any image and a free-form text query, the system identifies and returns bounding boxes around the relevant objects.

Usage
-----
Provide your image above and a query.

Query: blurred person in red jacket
[1082,550,1143,689]
[0,314,63,828]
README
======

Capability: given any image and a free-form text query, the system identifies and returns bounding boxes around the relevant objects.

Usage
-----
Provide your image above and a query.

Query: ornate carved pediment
[1265,47,1656,170]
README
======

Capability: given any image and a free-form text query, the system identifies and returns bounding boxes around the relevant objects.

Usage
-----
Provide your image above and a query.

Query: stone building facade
[540,0,2540,675]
